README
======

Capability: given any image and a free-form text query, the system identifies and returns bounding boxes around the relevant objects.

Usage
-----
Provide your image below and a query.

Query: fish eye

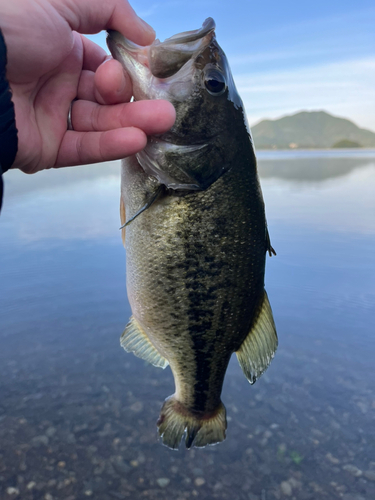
[204,70,226,96]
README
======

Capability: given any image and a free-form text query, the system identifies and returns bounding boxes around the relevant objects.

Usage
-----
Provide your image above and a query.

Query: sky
[87,0,375,131]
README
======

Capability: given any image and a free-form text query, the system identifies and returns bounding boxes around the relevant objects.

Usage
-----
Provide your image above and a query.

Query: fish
[107,18,277,450]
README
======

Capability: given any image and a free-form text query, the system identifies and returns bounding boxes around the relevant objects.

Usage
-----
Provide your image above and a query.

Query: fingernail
[136,16,155,37]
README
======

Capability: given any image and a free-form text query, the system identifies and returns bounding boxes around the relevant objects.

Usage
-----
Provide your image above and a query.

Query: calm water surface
[0,151,374,500]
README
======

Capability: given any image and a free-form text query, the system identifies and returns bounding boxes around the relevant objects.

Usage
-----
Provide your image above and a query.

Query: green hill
[251,111,375,149]
[332,139,361,148]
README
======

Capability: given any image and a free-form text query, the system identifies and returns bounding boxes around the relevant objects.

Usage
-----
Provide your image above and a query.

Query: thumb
[51,0,155,46]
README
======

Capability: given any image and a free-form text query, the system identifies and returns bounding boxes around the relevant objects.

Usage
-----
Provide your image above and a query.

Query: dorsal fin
[236,291,278,384]
[121,316,169,369]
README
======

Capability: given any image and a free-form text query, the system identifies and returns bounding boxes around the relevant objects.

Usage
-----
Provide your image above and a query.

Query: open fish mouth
[107,18,216,80]
[148,17,216,78]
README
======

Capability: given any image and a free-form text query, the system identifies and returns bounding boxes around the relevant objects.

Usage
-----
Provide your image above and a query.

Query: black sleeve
[0,29,18,212]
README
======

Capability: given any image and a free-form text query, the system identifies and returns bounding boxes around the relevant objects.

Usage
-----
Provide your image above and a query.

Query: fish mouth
[107,18,216,82]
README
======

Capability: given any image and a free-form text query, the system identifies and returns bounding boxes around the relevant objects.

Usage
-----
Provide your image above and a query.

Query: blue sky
[88,0,375,131]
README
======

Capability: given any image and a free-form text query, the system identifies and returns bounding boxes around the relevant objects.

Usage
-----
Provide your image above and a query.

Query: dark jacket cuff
[0,28,18,210]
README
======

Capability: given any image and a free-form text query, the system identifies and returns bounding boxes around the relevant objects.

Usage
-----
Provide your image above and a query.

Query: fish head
[107,19,254,190]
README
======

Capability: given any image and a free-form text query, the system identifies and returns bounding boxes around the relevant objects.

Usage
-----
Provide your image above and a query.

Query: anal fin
[236,291,278,384]
[121,316,169,369]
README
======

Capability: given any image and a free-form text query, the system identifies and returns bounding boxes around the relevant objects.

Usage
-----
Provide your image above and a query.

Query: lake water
[0,150,374,500]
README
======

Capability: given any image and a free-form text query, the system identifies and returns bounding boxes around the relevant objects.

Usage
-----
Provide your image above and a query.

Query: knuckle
[75,134,86,164]
[91,104,102,131]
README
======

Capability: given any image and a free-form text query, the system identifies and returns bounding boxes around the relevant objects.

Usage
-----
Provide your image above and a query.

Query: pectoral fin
[266,227,276,257]
[120,185,164,229]
[236,291,278,384]
[121,316,169,369]
[120,197,126,247]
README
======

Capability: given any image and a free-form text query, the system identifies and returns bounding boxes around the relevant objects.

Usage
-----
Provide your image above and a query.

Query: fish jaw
[106,30,154,101]
[107,30,194,102]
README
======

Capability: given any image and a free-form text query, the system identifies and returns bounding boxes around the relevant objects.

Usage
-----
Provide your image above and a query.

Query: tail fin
[157,396,227,450]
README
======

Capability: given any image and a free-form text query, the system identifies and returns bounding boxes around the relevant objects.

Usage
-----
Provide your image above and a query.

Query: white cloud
[233,57,375,131]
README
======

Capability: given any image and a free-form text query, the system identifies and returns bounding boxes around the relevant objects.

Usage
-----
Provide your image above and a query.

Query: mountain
[251,111,375,149]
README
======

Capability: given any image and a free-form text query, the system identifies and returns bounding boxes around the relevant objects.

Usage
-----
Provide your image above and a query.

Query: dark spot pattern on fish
[168,206,236,412]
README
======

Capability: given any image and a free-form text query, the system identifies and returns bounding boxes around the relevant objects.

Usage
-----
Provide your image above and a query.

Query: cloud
[233,57,375,131]
[135,3,160,18]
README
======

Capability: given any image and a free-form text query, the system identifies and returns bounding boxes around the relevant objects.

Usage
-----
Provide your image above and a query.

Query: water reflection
[0,151,374,500]
[259,156,374,182]
[1,162,122,242]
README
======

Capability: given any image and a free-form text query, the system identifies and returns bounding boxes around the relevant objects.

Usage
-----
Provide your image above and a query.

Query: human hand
[0,0,175,174]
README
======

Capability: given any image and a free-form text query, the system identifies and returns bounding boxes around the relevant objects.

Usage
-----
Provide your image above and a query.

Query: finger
[77,60,133,105]
[52,0,155,46]
[77,70,96,102]
[94,59,133,105]
[71,99,176,135]
[81,35,107,71]
[55,128,147,167]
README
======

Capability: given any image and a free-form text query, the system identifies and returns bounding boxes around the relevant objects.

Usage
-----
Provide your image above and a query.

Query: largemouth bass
[107,18,277,450]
